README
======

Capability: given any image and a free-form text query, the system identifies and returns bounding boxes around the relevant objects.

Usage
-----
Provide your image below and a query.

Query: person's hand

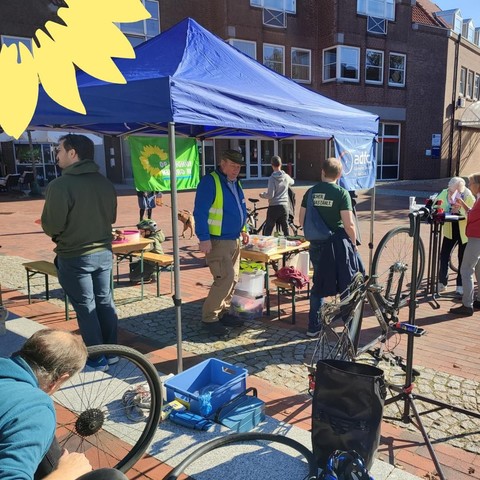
[454,198,468,211]
[241,231,250,245]
[199,240,212,254]
[45,449,92,480]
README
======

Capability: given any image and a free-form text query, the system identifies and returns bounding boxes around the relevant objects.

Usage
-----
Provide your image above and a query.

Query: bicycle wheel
[371,226,425,308]
[52,344,162,473]
[449,242,459,274]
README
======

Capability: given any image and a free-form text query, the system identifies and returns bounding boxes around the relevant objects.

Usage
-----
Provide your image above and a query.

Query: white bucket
[297,251,310,278]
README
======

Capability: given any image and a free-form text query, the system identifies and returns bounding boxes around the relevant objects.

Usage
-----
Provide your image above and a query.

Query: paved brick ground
[1,178,480,479]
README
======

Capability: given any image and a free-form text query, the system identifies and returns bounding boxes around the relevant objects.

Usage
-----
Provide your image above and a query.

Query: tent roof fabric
[31,18,378,140]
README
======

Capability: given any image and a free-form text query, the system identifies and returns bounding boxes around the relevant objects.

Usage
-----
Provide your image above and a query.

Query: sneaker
[220,314,244,327]
[449,305,474,316]
[307,330,321,338]
[455,286,463,296]
[107,356,120,365]
[202,321,229,336]
[86,355,109,372]
[437,283,447,293]
[473,300,480,309]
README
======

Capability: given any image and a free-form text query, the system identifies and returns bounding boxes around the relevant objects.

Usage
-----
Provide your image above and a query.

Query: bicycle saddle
[248,198,260,203]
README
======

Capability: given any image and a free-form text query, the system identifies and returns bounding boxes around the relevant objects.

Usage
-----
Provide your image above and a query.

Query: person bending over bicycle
[299,157,364,338]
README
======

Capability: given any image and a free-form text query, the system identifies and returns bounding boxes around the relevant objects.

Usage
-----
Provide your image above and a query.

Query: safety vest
[207,171,224,236]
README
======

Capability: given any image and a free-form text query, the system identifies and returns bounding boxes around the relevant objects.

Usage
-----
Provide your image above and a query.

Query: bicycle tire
[448,242,459,274]
[371,226,425,308]
[53,344,162,473]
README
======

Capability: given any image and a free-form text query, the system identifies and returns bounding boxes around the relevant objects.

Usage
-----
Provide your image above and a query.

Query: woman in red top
[450,173,480,316]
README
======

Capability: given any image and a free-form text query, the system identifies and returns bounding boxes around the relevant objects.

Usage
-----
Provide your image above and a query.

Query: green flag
[129,136,200,191]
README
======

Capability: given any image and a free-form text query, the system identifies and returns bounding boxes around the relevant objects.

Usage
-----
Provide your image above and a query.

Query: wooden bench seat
[131,252,174,297]
[23,261,70,320]
[271,277,310,325]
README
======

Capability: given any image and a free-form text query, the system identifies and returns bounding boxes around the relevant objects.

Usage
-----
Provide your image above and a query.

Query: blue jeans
[308,241,328,332]
[57,250,118,346]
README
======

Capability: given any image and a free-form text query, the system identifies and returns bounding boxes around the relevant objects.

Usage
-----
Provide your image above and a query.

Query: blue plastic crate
[164,358,248,415]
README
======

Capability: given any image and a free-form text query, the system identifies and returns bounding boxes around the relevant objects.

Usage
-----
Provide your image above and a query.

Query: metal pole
[168,122,183,373]
[368,185,376,276]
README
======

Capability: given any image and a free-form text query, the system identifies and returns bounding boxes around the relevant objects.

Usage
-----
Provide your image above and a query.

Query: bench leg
[291,285,296,325]
[156,264,160,297]
[26,270,32,304]
[44,273,50,300]
[277,288,281,320]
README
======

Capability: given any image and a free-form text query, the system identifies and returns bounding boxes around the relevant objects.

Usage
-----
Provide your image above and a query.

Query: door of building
[377,123,401,180]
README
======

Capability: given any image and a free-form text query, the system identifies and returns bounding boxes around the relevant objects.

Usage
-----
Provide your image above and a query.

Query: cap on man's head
[222,150,244,164]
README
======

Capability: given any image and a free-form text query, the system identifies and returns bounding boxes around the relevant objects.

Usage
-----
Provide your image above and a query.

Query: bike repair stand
[384,211,480,480]
[425,214,443,308]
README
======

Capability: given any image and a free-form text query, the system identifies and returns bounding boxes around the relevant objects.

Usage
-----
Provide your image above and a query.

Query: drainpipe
[448,33,461,176]
[455,125,462,176]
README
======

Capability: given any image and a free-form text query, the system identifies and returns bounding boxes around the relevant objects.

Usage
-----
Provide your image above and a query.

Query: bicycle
[307,225,426,393]
[53,344,162,473]
[246,198,301,236]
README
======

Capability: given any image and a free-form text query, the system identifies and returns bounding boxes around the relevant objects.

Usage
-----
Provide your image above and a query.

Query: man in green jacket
[41,134,118,369]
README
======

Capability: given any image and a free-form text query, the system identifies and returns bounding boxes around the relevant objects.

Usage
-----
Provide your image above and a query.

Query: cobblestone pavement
[3,252,480,457]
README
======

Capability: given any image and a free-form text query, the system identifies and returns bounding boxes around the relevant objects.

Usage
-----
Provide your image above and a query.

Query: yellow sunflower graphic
[0,0,150,138]
[139,145,168,177]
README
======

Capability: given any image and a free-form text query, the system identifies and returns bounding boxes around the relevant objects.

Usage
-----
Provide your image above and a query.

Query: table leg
[265,262,270,315]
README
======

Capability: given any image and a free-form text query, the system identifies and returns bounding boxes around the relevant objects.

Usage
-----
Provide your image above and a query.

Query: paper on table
[449,190,459,204]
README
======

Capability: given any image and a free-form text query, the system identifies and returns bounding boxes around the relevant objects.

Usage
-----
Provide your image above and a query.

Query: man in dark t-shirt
[299,157,357,336]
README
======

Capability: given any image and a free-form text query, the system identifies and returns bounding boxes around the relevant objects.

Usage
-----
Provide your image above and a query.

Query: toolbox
[215,388,265,432]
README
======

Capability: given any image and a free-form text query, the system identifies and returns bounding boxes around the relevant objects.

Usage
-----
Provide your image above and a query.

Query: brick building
[1,0,479,182]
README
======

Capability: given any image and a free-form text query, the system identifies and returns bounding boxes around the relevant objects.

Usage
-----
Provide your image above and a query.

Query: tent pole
[201,139,206,177]
[168,122,183,373]
[368,185,376,276]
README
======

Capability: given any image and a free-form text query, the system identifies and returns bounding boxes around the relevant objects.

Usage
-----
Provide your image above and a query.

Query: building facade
[1,0,479,183]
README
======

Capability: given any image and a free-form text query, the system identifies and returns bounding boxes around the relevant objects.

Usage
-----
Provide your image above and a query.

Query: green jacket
[41,160,117,257]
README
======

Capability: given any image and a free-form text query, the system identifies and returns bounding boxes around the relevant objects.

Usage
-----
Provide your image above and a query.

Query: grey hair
[448,177,466,192]
[14,329,88,391]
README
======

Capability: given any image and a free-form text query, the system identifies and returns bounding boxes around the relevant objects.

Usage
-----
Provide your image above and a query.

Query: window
[377,123,401,181]
[475,74,480,101]
[459,67,467,96]
[475,27,480,46]
[322,46,360,83]
[467,70,475,98]
[119,0,159,47]
[454,12,463,34]
[1,36,32,62]
[291,48,311,83]
[357,0,395,21]
[365,49,383,84]
[463,19,475,43]
[250,0,296,14]
[229,39,256,59]
[263,44,284,75]
[388,53,406,87]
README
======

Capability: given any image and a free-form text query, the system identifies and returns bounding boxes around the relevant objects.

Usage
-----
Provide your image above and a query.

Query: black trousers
[438,222,465,287]
[263,204,289,236]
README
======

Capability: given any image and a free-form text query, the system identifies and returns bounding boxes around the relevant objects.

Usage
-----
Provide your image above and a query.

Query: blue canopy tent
[30,17,378,371]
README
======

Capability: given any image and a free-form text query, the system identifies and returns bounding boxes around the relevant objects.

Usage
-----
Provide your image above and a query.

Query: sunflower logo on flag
[139,145,168,177]
[0,0,150,138]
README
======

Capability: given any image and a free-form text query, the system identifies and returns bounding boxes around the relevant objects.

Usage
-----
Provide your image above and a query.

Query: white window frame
[291,47,311,83]
[377,122,401,181]
[454,12,463,34]
[388,52,406,87]
[475,74,480,101]
[263,43,285,75]
[365,49,384,84]
[228,39,257,60]
[118,0,160,47]
[322,45,360,83]
[357,0,395,21]
[463,20,475,43]
[459,67,467,97]
[250,0,296,14]
[467,70,475,99]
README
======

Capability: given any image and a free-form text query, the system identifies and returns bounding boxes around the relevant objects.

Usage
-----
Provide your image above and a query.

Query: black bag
[311,360,386,470]
[303,189,333,242]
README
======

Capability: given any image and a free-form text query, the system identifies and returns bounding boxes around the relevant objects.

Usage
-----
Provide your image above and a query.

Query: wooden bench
[23,261,70,320]
[131,252,174,297]
[271,277,310,325]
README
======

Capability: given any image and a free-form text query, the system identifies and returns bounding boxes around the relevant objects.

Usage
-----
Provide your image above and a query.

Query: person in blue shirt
[0,329,128,480]
[193,150,250,336]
